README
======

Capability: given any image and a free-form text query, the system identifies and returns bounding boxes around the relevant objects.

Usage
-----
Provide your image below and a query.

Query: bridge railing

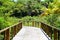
[0,20,60,40]
[22,21,40,28]
[0,22,22,40]
[41,22,60,40]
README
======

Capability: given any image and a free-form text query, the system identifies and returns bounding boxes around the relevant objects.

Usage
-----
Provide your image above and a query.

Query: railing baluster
[48,26,52,39]
[18,23,22,31]
[13,26,17,37]
[54,29,58,40]
[4,29,10,40]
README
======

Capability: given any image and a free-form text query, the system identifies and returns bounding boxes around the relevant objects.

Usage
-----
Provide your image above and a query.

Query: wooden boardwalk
[0,22,60,40]
[12,26,51,40]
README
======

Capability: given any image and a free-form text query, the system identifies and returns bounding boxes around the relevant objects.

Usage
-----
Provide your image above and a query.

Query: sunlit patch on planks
[13,26,51,40]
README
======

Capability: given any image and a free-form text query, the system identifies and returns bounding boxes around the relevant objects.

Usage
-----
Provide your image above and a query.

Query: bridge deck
[13,26,51,40]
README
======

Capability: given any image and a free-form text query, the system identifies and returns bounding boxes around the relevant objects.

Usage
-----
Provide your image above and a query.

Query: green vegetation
[0,0,44,30]
[40,0,60,28]
[0,0,39,29]
[0,0,60,29]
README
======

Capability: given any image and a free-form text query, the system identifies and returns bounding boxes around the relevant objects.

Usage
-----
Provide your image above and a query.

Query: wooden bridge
[0,21,60,40]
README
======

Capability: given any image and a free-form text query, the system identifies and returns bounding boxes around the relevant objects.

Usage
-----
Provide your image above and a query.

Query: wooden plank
[4,29,10,40]
[54,29,58,40]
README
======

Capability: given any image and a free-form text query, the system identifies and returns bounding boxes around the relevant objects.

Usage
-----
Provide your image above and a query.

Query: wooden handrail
[41,22,60,40]
[41,22,60,30]
[0,22,22,40]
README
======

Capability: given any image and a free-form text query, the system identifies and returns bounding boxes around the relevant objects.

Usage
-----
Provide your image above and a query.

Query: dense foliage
[0,0,60,30]
[40,0,60,28]
[0,0,46,29]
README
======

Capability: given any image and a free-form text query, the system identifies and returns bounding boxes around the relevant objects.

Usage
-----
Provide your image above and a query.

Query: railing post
[32,21,35,26]
[4,29,10,40]
[54,29,58,40]
[58,30,60,40]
